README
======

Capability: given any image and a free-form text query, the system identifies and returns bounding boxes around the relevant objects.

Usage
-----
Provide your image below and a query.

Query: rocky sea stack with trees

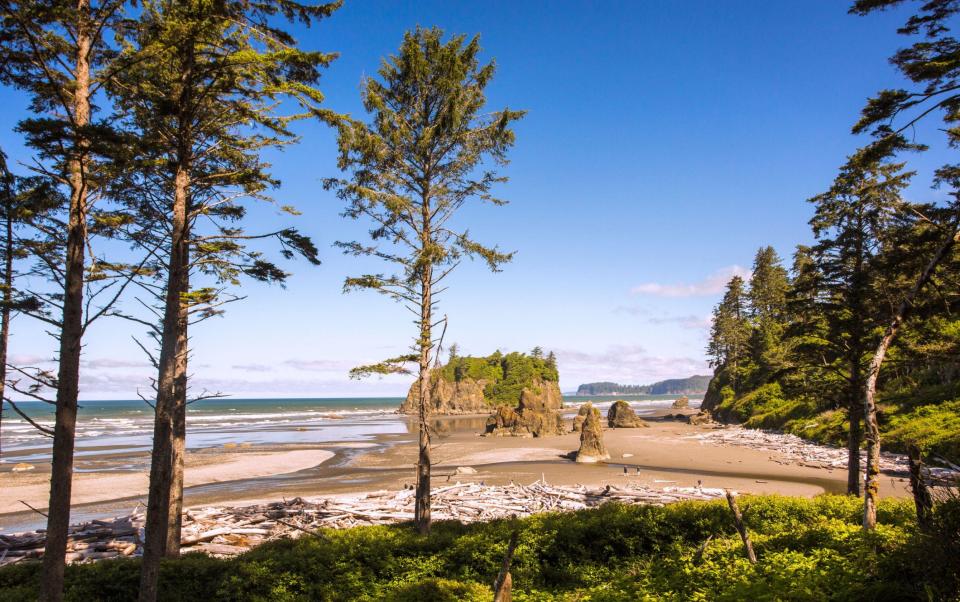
[399,348,561,415]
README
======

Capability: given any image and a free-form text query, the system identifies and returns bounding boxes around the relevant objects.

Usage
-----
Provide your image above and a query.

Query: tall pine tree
[327,27,523,534]
[106,1,336,598]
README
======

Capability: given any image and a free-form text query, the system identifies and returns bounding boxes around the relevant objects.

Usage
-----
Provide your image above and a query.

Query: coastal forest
[576,375,711,396]
[0,0,959,601]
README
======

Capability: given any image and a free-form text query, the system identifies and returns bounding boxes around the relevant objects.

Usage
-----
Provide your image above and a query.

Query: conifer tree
[0,150,59,461]
[0,3,140,598]
[105,2,335,598]
[808,158,911,495]
[328,27,523,534]
[707,275,752,394]
[850,0,960,527]
[747,246,790,384]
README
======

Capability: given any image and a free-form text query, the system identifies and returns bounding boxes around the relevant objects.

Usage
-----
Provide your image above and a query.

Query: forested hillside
[703,239,960,488]
[700,1,960,515]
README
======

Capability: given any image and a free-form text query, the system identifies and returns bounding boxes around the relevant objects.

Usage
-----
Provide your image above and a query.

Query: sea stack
[607,400,648,428]
[572,403,591,432]
[575,403,609,463]
[672,396,690,409]
[485,385,564,437]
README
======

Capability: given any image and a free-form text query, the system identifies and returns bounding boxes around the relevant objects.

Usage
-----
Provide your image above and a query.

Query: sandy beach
[0,449,335,513]
[0,407,912,534]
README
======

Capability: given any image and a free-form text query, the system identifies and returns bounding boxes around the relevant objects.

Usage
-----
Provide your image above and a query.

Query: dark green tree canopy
[329,27,524,377]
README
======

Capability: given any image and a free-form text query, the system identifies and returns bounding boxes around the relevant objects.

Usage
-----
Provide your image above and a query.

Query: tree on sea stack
[327,27,523,534]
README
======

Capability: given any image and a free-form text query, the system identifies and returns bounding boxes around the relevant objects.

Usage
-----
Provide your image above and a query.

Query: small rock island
[400,349,564,437]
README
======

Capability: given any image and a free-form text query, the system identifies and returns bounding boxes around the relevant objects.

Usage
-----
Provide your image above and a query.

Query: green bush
[1,495,956,601]
[883,399,960,459]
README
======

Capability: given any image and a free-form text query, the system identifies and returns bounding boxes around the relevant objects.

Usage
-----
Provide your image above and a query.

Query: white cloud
[83,358,151,369]
[553,345,709,389]
[630,265,751,298]
[647,314,713,330]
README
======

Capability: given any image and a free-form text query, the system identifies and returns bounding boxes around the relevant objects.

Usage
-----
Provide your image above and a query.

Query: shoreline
[0,407,918,534]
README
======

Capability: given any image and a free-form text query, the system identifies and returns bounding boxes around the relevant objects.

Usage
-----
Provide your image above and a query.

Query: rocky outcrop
[400,376,489,415]
[607,400,648,428]
[662,411,714,425]
[572,403,591,432]
[484,379,565,437]
[686,411,715,426]
[575,403,609,463]
[672,396,690,409]
[401,374,564,417]
[485,403,564,438]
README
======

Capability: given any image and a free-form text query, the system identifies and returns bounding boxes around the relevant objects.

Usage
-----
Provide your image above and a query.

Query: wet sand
[0,410,911,533]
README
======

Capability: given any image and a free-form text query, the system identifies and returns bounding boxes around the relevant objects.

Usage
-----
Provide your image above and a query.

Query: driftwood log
[725,490,756,564]
[493,530,519,602]
[690,427,960,482]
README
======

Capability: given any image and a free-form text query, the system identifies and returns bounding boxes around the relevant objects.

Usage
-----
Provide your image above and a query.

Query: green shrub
[883,399,960,459]
[1,496,955,601]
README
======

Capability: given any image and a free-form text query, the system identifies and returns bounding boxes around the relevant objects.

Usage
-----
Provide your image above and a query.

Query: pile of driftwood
[0,514,139,565]
[0,480,726,566]
[688,427,960,481]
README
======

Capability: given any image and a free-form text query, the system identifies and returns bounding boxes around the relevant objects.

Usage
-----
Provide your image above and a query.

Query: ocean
[0,394,701,532]
[1,394,700,465]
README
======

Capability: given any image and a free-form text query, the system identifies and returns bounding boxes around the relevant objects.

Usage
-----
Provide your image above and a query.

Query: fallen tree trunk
[725,490,756,564]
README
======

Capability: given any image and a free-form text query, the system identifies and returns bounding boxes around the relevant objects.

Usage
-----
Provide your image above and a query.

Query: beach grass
[1,494,956,601]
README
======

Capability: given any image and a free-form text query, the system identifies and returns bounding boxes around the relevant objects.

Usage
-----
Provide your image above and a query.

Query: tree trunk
[847,219,867,496]
[41,4,91,598]
[846,364,863,496]
[165,276,189,557]
[414,263,432,535]
[863,222,959,530]
[0,212,12,462]
[907,445,933,530]
[493,530,519,602]
[725,490,757,564]
[138,163,191,602]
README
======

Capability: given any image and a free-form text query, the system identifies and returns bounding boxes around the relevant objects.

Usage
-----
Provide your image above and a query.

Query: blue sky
[1,0,950,398]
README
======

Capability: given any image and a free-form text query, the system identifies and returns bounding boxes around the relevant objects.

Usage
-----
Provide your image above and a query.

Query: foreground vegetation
[1,495,957,601]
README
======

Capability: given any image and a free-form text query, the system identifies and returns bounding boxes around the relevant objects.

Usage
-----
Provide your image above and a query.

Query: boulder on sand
[607,400,648,428]
[575,404,610,463]
[672,396,690,409]
[686,411,714,426]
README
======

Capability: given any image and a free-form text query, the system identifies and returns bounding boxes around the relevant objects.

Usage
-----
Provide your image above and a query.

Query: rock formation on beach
[401,376,489,414]
[400,349,562,416]
[572,403,591,432]
[672,396,690,409]
[485,383,564,437]
[607,400,648,428]
[575,403,609,463]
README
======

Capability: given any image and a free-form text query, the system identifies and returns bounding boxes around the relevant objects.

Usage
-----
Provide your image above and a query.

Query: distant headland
[575,375,711,396]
